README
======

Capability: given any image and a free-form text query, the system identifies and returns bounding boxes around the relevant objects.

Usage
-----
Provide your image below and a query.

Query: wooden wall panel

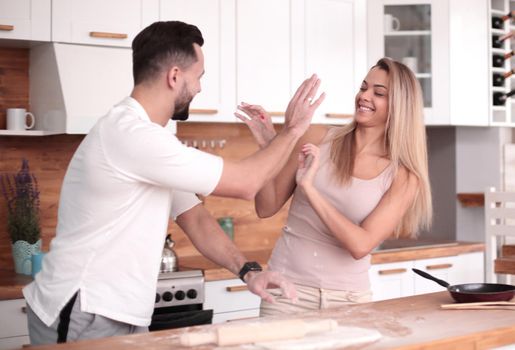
[0,123,292,269]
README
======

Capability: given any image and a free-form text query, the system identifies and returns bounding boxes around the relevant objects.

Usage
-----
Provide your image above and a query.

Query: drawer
[212,309,259,324]
[205,279,260,314]
[0,335,30,350]
[0,299,28,339]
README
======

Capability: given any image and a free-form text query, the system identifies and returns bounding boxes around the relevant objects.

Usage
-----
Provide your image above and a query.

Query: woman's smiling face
[354,67,389,127]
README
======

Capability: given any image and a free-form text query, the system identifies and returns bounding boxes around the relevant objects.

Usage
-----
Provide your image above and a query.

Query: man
[23,21,324,345]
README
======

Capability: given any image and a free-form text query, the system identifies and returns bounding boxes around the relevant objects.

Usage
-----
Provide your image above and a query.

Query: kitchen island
[14,292,515,350]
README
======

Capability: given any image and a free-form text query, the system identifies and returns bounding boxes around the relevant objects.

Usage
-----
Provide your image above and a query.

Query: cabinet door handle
[0,24,14,31]
[189,109,218,115]
[378,268,407,275]
[324,113,353,119]
[426,263,453,270]
[89,31,128,39]
[21,306,27,314]
[226,285,249,292]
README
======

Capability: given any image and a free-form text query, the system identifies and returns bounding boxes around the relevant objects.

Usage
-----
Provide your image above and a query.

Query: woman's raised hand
[284,75,325,138]
[234,102,277,148]
[296,143,320,189]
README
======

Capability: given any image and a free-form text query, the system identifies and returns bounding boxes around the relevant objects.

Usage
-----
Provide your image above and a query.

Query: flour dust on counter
[249,326,382,350]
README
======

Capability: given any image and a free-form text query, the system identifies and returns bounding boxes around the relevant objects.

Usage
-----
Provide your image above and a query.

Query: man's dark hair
[132,21,204,85]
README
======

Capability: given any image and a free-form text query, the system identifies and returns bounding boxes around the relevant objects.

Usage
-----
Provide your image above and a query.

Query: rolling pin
[180,319,338,346]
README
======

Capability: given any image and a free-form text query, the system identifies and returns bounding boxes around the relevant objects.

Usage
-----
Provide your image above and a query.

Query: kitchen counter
[13,291,515,350]
[180,241,485,281]
[0,241,484,300]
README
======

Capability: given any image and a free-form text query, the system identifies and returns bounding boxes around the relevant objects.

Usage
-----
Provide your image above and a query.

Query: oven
[149,270,213,331]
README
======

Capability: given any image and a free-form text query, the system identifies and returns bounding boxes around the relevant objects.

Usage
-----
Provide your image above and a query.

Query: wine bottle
[493,50,514,67]
[493,32,513,48]
[493,89,515,106]
[493,70,514,86]
[492,16,504,29]
[501,10,515,22]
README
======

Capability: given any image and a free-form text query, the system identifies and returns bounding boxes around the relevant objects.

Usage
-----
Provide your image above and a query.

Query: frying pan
[412,268,515,303]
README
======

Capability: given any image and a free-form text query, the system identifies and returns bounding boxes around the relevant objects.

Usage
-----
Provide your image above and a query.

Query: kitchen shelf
[491,9,505,16]
[492,48,507,55]
[457,193,484,207]
[491,28,506,35]
[0,130,63,136]
[385,30,431,36]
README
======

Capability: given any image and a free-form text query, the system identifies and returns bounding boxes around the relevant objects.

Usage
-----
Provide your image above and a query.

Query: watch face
[246,262,262,271]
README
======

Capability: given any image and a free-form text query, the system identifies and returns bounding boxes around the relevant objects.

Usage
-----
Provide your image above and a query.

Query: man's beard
[172,86,193,121]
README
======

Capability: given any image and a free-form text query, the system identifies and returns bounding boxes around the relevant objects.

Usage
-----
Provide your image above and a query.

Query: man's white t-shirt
[23,97,224,327]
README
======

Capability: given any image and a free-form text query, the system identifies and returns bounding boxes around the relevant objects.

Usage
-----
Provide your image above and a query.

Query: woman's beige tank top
[268,128,394,291]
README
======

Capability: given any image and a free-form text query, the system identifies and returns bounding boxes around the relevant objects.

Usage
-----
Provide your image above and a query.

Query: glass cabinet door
[383,5,432,108]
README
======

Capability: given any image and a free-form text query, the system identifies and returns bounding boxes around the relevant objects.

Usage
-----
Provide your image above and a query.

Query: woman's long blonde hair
[329,57,432,238]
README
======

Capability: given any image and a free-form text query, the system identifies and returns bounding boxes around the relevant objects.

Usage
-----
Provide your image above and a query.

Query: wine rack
[489,0,515,125]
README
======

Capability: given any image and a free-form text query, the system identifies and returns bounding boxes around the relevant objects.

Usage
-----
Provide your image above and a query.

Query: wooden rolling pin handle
[0,24,14,31]
[180,331,217,347]
[179,319,338,347]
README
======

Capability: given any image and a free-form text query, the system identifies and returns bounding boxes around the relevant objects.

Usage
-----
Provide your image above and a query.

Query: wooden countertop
[0,242,485,300]
[180,241,485,281]
[15,292,515,350]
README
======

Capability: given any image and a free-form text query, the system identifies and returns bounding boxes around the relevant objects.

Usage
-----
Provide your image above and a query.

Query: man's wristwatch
[238,261,263,282]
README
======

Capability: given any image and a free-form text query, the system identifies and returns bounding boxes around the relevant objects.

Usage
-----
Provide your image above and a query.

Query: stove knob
[175,290,186,300]
[155,293,161,303]
[187,289,197,299]
[162,291,173,302]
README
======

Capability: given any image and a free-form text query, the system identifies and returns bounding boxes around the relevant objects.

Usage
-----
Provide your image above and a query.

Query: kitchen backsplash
[0,122,292,270]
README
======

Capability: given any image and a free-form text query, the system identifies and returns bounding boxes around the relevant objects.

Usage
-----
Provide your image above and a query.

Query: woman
[235,58,432,316]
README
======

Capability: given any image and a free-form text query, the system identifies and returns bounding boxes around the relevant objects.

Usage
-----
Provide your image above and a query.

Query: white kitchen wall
[456,126,512,242]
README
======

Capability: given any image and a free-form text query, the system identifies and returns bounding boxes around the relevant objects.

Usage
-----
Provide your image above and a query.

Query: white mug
[384,14,400,32]
[402,57,418,73]
[6,108,35,131]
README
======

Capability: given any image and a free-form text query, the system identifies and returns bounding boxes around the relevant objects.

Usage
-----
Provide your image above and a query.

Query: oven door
[149,305,213,331]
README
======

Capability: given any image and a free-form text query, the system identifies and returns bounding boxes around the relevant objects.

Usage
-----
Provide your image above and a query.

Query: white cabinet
[236,0,292,118]
[158,0,236,122]
[413,256,458,295]
[369,260,413,301]
[0,299,29,350]
[367,0,489,126]
[52,0,158,48]
[204,278,260,324]
[0,0,50,41]
[369,252,484,301]
[301,0,367,124]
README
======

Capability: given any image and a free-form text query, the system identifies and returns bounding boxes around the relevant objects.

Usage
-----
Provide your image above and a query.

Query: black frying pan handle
[412,268,450,288]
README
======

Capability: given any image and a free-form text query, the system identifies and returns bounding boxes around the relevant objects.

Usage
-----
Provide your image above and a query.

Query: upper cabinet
[236,0,293,119]
[158,0,236,122]
[0,0,51,41]
[368,0,489,126]
[301,0,367,124]
[235,0,366,125]
[52,0,158,48]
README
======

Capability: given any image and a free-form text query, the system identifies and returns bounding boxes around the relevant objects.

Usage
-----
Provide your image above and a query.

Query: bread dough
[252,326,382,350]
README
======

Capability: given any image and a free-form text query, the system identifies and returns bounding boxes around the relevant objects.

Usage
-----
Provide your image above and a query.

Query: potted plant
[1,159,41,275]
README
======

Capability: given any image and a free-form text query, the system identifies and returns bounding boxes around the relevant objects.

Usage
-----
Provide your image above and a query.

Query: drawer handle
[190,109,218,115]
[324,113,353,119]
[0,24,14,31]
[426,263,453,270]
[226,285,249,292]
[21,306,27,314]
[378,268,407,275]
[89,31,128,39]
